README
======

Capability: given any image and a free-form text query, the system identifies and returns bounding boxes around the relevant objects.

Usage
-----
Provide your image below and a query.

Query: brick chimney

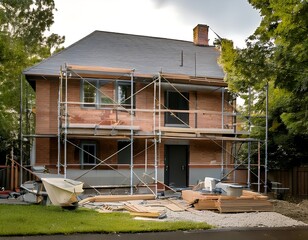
[193,24,209,46]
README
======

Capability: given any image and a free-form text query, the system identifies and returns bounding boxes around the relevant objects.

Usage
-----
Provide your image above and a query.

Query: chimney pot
[193,24,209,46]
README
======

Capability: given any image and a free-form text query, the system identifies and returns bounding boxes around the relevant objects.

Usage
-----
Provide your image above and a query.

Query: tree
[0,0,64,159]
[218,0,308,168]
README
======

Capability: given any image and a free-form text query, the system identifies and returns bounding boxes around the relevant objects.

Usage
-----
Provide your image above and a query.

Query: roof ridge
[92,30,203,45]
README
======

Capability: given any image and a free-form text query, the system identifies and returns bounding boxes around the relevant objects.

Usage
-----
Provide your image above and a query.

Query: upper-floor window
[165,91,189,127]
[117,82,132,108]
[83,80,96,107]
[81,79,133,108]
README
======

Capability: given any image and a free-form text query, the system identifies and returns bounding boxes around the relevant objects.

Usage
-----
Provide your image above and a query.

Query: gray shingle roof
[23,31,224,79]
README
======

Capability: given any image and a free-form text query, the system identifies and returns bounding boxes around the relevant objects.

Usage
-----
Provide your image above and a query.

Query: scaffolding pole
[130,71,134,195]
[19,75,23,185]
[258,141,261,193]
[221,140,224,179]
[264,83,269,194]
[145,139,148,174]
[64,66,68,179]
[57,68,62,175]
[247,87,251,188]
[153,75,158,196]
[158,73,161,143]
[221,87,224,128]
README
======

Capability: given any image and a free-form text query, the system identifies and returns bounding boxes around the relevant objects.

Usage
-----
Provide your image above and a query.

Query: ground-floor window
[117,140,131,164]
[80,142,97,168]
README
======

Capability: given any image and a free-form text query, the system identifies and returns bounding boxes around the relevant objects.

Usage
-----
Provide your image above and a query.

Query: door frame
[164,144,189,188]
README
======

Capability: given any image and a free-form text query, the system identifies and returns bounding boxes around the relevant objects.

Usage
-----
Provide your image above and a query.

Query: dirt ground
[272,199,308,224]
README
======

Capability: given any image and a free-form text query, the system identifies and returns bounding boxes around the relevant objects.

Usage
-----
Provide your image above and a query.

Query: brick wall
[35,78,233,170]
[35,79,59,134]
[36,80,51,134]
[35,138,50,165]
[190,140,222,165]
[42,79,229,131]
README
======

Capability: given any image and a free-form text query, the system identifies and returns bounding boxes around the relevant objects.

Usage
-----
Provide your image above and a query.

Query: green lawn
[0,204,212,236]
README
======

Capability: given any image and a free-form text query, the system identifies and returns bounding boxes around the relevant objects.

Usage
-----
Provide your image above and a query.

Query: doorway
[165,145,189,188]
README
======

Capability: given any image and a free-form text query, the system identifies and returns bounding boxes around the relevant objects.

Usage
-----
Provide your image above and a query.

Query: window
[117,82,133,108]
[80,142,97,168]
[117,141,131,164]
[81,79,133,108]
[165,91,189,126]
[82,80,97,107]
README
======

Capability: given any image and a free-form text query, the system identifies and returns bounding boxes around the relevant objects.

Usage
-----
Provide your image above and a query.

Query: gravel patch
[163,209,307,228]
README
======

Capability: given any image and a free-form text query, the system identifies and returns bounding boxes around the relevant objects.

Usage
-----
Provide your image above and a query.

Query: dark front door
[165,91,189,126]
[165,145,189,188]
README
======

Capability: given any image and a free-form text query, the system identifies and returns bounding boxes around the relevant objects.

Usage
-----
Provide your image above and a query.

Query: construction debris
[79,192,192,219]
[77,185,274,220]
[124,202,166,219]
[182,189,273,213]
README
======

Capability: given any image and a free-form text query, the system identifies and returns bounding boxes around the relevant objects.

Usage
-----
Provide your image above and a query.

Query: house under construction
[21,24,266,195]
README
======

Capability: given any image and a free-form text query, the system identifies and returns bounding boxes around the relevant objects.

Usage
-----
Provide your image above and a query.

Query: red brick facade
[34,77,235,186]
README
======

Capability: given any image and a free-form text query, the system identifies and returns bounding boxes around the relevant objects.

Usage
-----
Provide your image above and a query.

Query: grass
[0,204,212,236]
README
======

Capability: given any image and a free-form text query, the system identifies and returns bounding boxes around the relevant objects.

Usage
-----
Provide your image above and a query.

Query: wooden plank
[160,127,235,135]
[144,199,186,212]
[161,73,227,87]
[79,194,155,204]
[242,190,269,199]
[167,199,190,211]
[123,203,166,218]
[67,64,133,74]
[182,190,235,204]
[129,211,164,218]
[242,190,262,196]
[165,204,184,212]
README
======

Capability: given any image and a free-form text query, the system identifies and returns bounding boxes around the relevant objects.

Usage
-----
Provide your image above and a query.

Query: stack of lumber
[124,202,166,218]
[194,195,235,210]
[182,189,273,213]
[182,190,235,210]
[216,197,273,213]
[182,190,215,209]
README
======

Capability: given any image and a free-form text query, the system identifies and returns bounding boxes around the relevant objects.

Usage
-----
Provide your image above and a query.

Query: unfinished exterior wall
[31,72,244,189]
[35,138,51,165]
[35,79,58,134]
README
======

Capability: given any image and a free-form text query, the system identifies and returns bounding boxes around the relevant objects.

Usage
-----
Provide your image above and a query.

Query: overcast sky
[50,0,261,48]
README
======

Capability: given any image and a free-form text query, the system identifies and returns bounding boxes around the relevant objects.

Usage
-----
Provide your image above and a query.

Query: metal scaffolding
[18,63,269,195]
